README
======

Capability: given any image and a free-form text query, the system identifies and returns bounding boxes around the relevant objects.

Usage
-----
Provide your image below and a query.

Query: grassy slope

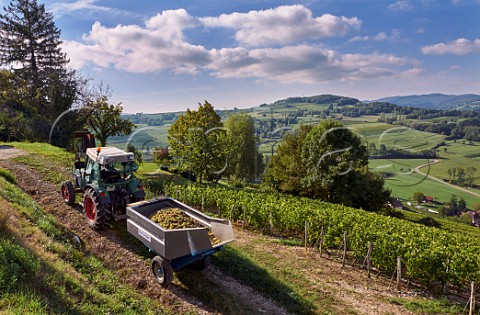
[0,172,169,314]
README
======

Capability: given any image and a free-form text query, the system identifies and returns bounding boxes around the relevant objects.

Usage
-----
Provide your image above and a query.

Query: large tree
[265,119,390,211]
[0,0,82,144]
[87,97,134,147]
[168,101,226,182]
[224,113,264,182]
[263,124,313,194]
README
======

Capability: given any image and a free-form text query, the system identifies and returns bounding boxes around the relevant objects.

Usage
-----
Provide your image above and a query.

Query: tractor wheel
[83,188,106,229]
[151,256,173,287]
[61,181,75,205]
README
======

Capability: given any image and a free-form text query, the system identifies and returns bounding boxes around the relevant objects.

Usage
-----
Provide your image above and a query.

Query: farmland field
[369,158,480,206]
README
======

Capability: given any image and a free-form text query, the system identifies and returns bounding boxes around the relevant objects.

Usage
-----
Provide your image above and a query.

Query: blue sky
[8,0,480,113]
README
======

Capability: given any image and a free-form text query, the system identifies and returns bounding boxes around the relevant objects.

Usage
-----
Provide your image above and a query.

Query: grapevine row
[164,183,480,287]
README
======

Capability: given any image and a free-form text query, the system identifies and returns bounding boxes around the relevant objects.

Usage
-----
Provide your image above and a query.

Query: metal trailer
[126,197,235,287]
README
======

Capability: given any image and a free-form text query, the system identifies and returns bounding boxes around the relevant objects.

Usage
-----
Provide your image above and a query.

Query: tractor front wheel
[151,256,173,287]
[61,181,75,205]
[83,188,106,229]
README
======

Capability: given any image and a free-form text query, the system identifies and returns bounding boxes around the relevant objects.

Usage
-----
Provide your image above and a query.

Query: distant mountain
[375,93,480,110]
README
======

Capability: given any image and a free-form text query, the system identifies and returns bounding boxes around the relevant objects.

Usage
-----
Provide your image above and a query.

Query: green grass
[0,167,17,184]
[369,159,480,206]
[387,297,464,314]
[0,176,170,315]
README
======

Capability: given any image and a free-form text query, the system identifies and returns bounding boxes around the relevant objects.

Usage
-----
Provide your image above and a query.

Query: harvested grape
[151,208,221,245]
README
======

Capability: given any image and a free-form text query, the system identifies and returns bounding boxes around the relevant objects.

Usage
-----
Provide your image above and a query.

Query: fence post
[319,226,325,257]
[183,188,186,203]
[397,256,402,291]
[470,282,476,315]
[230,205,235,222]
[367,242,373,279]
[304,221,308,250]
[175,189,179,200]
[269,211,273,234]
[342,231,347,267]
[243,206,247,225]
[201,194,205,212]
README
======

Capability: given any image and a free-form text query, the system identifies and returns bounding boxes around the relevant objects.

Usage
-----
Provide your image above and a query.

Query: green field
[369,158,480,206]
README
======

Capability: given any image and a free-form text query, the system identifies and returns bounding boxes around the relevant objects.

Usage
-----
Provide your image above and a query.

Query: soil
[0,145,27,160]
[0,149,420,314]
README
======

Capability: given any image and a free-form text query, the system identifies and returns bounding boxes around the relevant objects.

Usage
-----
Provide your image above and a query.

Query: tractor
[61,146,145,229]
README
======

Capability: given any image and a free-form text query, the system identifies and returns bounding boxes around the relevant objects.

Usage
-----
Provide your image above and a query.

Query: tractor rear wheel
[83,188,106,229]
[151,256,173,287]
[61,181,75,205]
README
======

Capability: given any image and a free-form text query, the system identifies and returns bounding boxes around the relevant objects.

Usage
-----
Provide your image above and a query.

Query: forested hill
[376,93,480,110]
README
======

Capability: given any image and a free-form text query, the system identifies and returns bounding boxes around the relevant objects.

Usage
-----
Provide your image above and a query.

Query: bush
[0,168,17,185]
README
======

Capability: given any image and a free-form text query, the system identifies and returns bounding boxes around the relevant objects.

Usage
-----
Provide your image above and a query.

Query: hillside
[376,93,480,110]
[0,142,473,314]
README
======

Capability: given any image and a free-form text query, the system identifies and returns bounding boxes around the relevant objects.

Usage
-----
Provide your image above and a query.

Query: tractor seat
[101,168,121,183]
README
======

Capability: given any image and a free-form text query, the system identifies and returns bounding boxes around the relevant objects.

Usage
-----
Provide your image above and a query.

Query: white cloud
[207,47,420,83]
[200,5,361,46]
[50,0,118,17]
[63,7,420,84]
[63,9,209,73]
[389,1,414,11]
[421,38,480,55]
[350,30,400,42]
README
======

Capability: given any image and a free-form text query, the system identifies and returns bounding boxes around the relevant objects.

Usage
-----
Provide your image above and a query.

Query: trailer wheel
[61,181,75,205]
[83,188,106,229]
[151,256,173,287]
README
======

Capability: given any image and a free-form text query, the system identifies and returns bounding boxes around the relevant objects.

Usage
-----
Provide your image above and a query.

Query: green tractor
[61,146,146,229]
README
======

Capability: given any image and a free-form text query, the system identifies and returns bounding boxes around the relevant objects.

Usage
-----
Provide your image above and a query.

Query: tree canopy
[0,0,84,145]
[87,97,134,147]
[264,119,390,211]
[168,101,226,182]
[224,113,264,182]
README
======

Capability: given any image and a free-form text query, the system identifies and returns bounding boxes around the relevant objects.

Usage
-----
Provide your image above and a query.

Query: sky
[6,0,480,113]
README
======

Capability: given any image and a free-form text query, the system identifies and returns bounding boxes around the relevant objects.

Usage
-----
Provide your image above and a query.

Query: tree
[466,167,477,187]
[224,113,264,182]
[87,97,134,146]
[0,0,83,144]
[168,101,226,182]
[450,195,458,216]
[263,124,313,195]
[458,197,467,212]
[152,147,170,164]
[379,144,387,156]
[265,119,390,211]
[412,192,425,203]
[126,143,142,165]
[368,142,376,156]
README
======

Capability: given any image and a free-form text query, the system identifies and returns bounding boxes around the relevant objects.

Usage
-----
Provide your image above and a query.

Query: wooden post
[201,194,204,212]
[397,256,402,291]
[230,205,234,222]
[183,188,186,203]
[304,221,308,250]
[319,226,325,257]
[243,207,247,225]
[470,281,475,315]
[175,189,179,200]
[342,231,347,267]
[367,242,373,279]
[269,210,273,234]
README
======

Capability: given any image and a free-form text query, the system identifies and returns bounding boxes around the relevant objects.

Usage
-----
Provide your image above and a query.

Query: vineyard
[163,183,480,289]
